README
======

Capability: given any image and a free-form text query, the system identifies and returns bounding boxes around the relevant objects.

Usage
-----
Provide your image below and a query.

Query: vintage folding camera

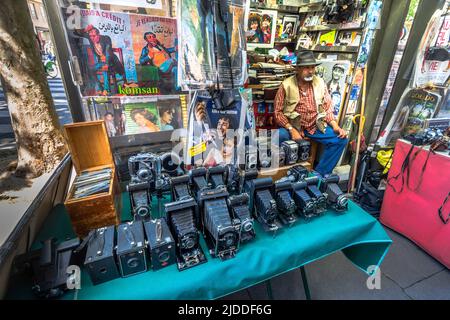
[207,165,227,189]
[127,182,152,221]
[189,167,211,199]
[144,218,176,271]
[292,181,317,220]
[203,195,241,260]
[228,193,256,243]
[84,226,120,285]
[305,176,328,214]
[225,164,241,195]
[128,152,158,185]
[320,174,349,212]
[170,174,192,201]
[282,140,299,165]
[257,137,272,168]
[297,140,311,162]
[274,180,297,224]
[287,165,309,182]
[15,237,81,299]
[165,197,206,271]
[245,177,280,232]
[116,221,147,277]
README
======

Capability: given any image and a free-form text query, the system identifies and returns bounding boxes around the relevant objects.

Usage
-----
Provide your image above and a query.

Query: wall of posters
[178,0,248,90]
[61,7,179,97]
[246,9,278,49]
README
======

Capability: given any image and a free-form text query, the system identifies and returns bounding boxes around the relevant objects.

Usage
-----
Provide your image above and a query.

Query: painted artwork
[315,60,351,118]
[246,9,278,49]
[61,7,179,97]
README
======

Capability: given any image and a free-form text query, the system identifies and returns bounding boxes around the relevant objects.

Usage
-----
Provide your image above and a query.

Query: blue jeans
[278,126,348,176]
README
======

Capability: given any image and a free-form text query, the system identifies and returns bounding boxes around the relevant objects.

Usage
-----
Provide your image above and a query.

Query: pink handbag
[380,140,450,269]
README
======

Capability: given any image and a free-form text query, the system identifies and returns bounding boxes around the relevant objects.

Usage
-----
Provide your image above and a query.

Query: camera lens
[223,232,236,247]
[127,257,140,269]
[337,195,348,209]
[158,251,170,263]
[136,205,150,217]
[137,168,151,181]
[182,234,196,250]
[242,220,253,232]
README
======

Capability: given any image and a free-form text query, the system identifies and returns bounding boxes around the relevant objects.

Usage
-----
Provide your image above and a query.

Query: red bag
[380,140,450,269]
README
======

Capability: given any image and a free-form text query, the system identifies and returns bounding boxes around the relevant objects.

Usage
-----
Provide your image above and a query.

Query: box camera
[164,198,206,271]
[305,176,327,214]
[203,196,241,260]
[228,193,256,243]
[144,218,176,271]
[320,174,348,212]
[207,165,227,189]
[297,140,311,162]
[116,221,147,277]
[287,165,309,182]
[274,180,297,224]
[15,238,81,298]
[84,226,120,285]
[282,140,299,165]
[246,177,280,232]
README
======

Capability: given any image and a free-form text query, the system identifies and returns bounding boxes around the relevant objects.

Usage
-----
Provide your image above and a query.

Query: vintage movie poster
[130,15,178,94]
[90,95,188,137]
[315,60,351,118]
[61,7,180,97]
[185,90,251,167]
[246,9,278,49]
[178,0,248,90]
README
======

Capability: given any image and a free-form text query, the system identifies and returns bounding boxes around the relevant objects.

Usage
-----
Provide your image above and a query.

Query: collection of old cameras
[17,140,349,296]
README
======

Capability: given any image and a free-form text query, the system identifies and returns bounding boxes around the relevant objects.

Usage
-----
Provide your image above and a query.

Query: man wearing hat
[274,50,348,176]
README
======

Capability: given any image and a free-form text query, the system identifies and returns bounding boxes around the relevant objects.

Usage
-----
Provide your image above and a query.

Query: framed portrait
[281,15,299,39]
[246,9,278,49]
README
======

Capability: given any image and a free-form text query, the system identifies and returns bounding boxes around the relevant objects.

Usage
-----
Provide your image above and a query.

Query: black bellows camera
[228,193,256,243]
[274,180,297,224]
[245,177,280,232]
[320,174,348,212]
[292,181,317,220]
[144,218,176,271]
[207,165,227,189]
[305,176,327,214]
[165,197,206,271]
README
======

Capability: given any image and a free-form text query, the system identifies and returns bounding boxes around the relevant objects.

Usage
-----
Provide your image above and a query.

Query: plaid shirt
[274,82,335,135]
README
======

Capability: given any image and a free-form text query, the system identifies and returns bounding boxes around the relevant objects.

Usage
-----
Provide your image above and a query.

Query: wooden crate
[64,121,121,237]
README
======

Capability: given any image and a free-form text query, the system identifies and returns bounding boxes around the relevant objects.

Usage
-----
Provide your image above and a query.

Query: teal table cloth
[6,195,392,300]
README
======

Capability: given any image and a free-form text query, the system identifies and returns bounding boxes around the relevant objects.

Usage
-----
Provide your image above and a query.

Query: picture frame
[280,15,299,39]
[247,9,278,49]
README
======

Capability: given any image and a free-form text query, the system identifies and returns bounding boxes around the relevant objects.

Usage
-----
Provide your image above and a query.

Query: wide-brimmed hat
[296,50,321,67]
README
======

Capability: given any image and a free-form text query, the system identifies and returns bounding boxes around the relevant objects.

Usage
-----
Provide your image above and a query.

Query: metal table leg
[265,280,274,300]
[300,266,311,300]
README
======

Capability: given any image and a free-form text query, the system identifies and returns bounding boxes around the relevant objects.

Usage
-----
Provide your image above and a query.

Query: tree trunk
[0,0,67,178]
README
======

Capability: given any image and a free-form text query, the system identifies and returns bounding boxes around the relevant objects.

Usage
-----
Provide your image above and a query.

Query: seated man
[274,50,348,177]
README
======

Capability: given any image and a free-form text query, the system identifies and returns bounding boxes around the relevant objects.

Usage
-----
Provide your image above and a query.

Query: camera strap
[438,192,450,224]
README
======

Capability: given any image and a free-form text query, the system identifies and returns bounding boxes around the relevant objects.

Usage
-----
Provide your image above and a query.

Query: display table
[6,195,392,300]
